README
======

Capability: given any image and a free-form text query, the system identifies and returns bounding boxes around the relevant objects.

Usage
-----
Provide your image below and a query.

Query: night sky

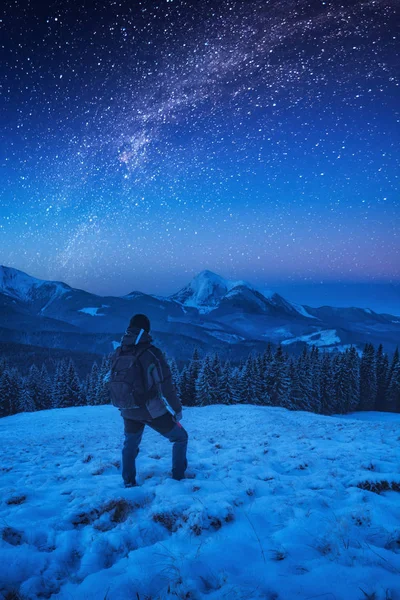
[1,0,399,296]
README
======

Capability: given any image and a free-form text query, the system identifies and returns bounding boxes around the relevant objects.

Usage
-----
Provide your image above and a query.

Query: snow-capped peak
[169,270,256,313]
[0,265,70,304]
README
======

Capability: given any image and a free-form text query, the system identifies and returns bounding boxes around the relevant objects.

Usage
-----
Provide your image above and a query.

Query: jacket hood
[121,326,153,347]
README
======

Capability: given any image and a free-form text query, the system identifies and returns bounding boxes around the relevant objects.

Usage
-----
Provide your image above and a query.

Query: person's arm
[153,348,182,415]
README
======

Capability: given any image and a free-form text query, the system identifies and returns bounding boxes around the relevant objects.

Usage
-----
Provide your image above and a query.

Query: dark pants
[122,412,188,484]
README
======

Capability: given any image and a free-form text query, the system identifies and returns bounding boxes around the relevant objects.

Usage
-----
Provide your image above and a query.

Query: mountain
[1,265,399,359]
[169,270,257,313]
[170,271,316,320]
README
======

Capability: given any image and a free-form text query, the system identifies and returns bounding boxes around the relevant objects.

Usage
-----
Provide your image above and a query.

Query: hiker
[108,313,188,487]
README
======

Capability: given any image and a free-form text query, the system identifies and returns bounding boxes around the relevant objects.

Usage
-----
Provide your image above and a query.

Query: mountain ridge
[1,265,399,357]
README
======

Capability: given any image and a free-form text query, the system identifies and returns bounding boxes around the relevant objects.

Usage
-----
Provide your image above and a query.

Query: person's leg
[148,413,188,481]
[122,418,145,486]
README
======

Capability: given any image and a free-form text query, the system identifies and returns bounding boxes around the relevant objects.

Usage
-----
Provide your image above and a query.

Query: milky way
[0,0,399,295]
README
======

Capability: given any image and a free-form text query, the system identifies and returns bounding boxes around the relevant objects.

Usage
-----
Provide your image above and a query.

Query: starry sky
[0,0,399,297]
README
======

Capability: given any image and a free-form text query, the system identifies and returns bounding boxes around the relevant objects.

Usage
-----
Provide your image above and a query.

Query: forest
[0,343,399,418]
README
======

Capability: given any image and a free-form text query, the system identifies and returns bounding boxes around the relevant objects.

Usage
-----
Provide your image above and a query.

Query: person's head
[129,313,151,333]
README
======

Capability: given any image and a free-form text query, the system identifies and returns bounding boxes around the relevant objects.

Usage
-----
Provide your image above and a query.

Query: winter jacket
[116,326,182,421]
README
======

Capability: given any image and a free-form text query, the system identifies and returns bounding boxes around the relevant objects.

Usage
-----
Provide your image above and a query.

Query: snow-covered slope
[1,405,399,600]
[0,265,70,310]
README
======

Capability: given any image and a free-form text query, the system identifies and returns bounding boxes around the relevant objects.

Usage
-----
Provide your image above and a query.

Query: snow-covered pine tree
[219,360,234,405]
[168,358,181,401]
[40,364,53,410]
[52,359,69,408]
[0,356,9,379]
[179,364,191,406]
[359,343,377,411]
[347,346,360,412]
[97,355,112,405]
[375,344,388,411]
[385,347,399,411]
[25,364,43,411]
[0,369,15,417]
[309,346,322,413]
[297,348,313,411]
[287,358,302,410]
[230,366,242,404]
[240,355,258,404]
[16,370,35,413]
[319,352,335,414]
[254,354,267,404]
[386,354,400,412]
[66,359,84,407]
[209,352,223,404]
[86,362,100,405]
[269,346,290,407]
[183,348,201,406]
[261,344,273,372]
[333,352,348,414]
[195,355,213,406]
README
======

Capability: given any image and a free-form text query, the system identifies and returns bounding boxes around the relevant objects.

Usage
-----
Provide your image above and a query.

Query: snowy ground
[1,405,400,600]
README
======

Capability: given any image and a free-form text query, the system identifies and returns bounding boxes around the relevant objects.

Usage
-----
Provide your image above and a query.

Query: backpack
[107,346,161,409]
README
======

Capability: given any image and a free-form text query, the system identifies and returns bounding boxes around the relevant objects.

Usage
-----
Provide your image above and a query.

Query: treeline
[0,343,399,418]
[0,356,111,417]
[176,344,400,414]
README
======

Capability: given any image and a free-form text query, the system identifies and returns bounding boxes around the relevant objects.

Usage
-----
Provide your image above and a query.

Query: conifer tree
[86,362,100,405]
[375,344,388,410]
[184,348,201,406]
[386,357,400,413]
[320,352,334,415]
[52,359,69,408]
[209,353,223,403]
[40,365,53,410]
[269,346,290,407]
[359,343,377,410]
[195,356,213,406]
[230,366,242,404]
[347,346,360,412]
[25,364,42,411]
[0,370,14,417]
[66,359,83,407]
[219,360,234,405]
[179,365,191,406]
[309,346,322,413]
[297,348,313,411]
[97,355,112,405]
[168,358,181,401]
[385,348,399,411]
[287,358,302,410]
[240,355,257,404]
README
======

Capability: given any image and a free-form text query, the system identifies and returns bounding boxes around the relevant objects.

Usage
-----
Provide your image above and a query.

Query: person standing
[109,313,188,487]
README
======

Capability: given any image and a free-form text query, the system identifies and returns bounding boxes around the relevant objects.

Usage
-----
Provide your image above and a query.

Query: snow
[207,331,245,343]
[282,329,341,347]
[290,302,318,320]
[0,265,69,305]
[78,307,105,316]
[263,326,294,339]
[112,341,121,350]
[338,411,400,422]
[1,404,399,600]
[170,270,257,313]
